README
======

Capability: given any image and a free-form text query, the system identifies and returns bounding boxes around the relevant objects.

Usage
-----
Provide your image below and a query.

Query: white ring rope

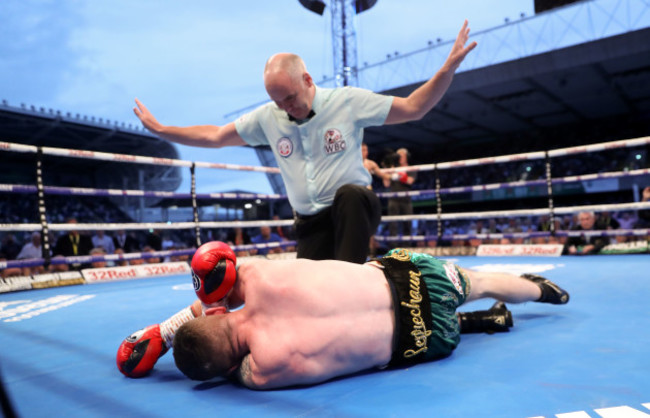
[382,135,650,174]
[2,135,649,175]
[374,228,650,243]
[1,201,648,233]
[0,242,298,270]
[381,201,650,222]
[377,168,650,199]
[0,183,285,201]
[0,141,281,174]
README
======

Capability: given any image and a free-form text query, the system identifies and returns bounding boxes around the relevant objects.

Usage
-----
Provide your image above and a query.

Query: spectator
[560,215,574,232]
[0,253,23,278]
[467,220,487,247]
[143,246,161,264]
[537,215,553,233]
[485,218,503,244]
[227,227,252,257]
[49,255,70,272]
[162,234,176,250]
[251,226,283,256]
[92,230,115,255]
[564,211,609,255]
[129,256,146,266]
[614,211,637,229]
[271,215,295,252]
[113,248,129,267]
[16,232,44,261]
[538,217,564,245]
[16,232,46,275]
[89,247,108,268]
[362,142,390,189]
[596,211,620,230]
[53,218,93,269]
[384,148,417,245]
[146,230,163,251]
[637,186,650,227]
[113,229,140,253]
[0,234,21,261]
[502,218,524,244]
[362,143,390,255]
[521,217,537,233]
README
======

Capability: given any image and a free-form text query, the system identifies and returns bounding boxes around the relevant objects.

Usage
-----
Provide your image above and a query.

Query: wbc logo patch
[323,128,346,155]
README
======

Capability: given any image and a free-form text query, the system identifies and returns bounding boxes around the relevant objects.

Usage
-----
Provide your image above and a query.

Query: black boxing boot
[459,301,514,334]
[521,274,570,305]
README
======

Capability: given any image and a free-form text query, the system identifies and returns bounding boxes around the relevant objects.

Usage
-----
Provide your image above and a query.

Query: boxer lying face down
[117,242,569,389]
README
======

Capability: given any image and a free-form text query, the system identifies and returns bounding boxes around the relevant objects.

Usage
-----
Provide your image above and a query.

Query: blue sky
[1,0,534,194]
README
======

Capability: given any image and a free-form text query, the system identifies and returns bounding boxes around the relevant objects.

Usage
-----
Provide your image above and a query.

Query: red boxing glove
[116,324,168,378]
[398,171,409,184]
[191,241,237,306]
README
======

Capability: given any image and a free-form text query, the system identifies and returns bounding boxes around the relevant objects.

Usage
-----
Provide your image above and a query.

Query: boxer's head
[173,315,236,381]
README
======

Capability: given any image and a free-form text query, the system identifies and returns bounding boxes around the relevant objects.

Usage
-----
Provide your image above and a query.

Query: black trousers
[387,197,413,237]
[294,184,382,264]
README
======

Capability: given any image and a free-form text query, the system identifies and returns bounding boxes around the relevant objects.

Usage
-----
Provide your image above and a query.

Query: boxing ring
[1,255,649,417]
[1,137,650,417]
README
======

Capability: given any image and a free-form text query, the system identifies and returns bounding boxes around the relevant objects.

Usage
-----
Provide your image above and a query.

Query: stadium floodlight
[298,0,377,16]
[298,0,379,86]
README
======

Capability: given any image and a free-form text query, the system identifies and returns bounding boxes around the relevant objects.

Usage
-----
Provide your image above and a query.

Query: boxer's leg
[463,269,569,305]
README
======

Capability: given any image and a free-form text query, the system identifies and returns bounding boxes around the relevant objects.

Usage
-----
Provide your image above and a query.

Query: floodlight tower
[299,0,377,87]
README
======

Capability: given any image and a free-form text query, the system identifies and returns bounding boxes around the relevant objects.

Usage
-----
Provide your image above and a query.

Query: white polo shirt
[235,86,393,215]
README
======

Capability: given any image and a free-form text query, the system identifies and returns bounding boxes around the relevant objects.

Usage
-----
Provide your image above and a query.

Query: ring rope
[1,166,647,203]
[0,141,281,174]
[0,219,297,232]
[376,167,650,199]
[0,248,196,270]
[381,135,650,174]
[2,201,648,233]
[0,241,298,270]
[0,183,286,201]
[380,201,650,223]
[2,135,648,177]
[374,228,650,243]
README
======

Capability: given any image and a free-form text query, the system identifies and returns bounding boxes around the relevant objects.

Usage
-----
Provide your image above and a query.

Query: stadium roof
[0,103,182,193]
[364,26,650,163]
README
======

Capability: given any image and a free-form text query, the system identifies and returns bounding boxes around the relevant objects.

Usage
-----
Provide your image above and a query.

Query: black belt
[295,207,330,221]
[295,212,317,221]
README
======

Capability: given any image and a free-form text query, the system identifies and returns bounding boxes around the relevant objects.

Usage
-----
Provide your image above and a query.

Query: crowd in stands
[0,194,132,224]
[376,208,648,246]
[0,225,194,279]
[369,145,647,192]
[2,203,648,279]
[1,144,648,279]
[0,220,296,279]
